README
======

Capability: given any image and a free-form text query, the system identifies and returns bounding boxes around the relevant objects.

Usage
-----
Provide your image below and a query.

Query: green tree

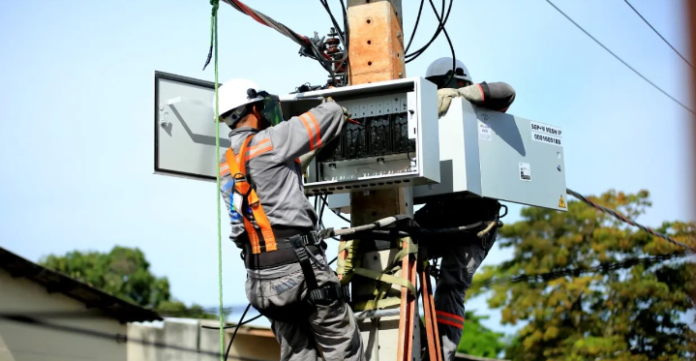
[469,189,696,361]
[40,246,218,319]
[457,311,506,358]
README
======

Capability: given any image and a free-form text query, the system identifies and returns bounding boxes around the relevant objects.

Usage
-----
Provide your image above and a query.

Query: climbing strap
[349,237,419,311]
[336,239,361,284]
[224,134,277,254]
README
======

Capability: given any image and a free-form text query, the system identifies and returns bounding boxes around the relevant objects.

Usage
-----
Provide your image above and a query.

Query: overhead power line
[566,188,695,252]
[544,0,695,115]
[622,0,692,69]
[479,251,690,287]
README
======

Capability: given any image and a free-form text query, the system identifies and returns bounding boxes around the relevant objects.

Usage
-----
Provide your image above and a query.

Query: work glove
[323,96,351,124]
[298,149,318,173]
[436,85,485,116]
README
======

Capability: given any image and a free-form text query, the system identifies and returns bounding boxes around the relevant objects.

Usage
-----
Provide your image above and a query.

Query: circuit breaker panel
[327,97,568,212]
[280,77,440,195]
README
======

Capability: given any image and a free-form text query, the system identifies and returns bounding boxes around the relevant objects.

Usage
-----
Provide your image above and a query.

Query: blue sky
[0,0,694,336]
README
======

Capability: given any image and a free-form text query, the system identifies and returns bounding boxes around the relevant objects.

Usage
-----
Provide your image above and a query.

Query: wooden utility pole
[345,1,418,361]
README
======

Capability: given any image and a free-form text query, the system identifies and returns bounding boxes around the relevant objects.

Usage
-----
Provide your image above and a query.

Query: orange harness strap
[225,135,277,254]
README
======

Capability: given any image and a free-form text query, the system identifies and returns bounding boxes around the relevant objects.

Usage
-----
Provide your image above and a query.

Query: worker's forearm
[459,81,516,113]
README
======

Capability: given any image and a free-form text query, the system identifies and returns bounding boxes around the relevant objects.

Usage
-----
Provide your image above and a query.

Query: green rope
[208,0,224,360]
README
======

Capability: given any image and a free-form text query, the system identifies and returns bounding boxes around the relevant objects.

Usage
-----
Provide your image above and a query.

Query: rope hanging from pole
[204,1,226,360]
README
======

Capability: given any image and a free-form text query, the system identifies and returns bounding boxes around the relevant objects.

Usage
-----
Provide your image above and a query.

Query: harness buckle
[231,172,253,197]
[308,284,351,305]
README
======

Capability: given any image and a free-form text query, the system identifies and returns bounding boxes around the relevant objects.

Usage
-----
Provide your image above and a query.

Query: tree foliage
[457,311,506,358]
[40,246,218,319]
[469,189,696,361]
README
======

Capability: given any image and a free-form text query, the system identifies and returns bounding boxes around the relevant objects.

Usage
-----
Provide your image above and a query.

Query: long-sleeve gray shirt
[219,102,346,244]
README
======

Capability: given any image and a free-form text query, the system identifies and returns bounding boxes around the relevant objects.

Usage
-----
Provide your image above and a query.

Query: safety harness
[223,134,349,305]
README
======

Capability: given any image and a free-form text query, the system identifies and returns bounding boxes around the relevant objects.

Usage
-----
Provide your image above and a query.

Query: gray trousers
[428,229,497,361]
[245,254,365,361]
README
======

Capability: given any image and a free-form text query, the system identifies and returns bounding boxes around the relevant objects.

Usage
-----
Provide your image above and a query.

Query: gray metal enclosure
[328,98,568,212]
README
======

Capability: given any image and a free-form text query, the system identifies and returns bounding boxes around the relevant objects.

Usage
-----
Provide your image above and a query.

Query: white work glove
[298,149,318,173]
[323,96,351,124]
[436,85,485,116]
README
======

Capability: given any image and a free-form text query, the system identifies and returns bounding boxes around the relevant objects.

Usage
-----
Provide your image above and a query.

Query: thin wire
[224,304,250,361]
[423,0,456,85]
[566,188,695,252]
[480,251,690,286]
[622,0,692,68]
[405,0,426,54]
[544,0,695,115]
[405,0,454,62]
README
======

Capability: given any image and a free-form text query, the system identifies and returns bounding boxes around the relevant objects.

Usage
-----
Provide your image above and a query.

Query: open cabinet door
[154,71,226,182]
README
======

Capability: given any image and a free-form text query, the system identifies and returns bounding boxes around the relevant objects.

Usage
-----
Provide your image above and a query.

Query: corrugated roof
[0,247,162,323]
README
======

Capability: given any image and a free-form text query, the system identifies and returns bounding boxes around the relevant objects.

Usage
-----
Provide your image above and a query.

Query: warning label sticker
[478,122,492,141]
[530,121,563,147]
[558,195,566,208]
[519,162,531,182]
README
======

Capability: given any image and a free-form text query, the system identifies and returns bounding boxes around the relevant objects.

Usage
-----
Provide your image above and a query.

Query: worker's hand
[324,97,351,123]
[437,85,488,116]
[298,149,318,173]
[456,84,485,103]
[437,88,460,116]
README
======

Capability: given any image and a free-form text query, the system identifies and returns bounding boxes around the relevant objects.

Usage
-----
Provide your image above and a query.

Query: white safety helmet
[425,57,473,88]
[213,78,265,127]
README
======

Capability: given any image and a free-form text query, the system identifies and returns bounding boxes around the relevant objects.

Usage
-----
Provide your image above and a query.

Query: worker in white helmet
[419,57,516,361]
[214,79,365,361]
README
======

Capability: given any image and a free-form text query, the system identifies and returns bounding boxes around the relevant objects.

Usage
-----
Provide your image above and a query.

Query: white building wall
[0,270,127,361]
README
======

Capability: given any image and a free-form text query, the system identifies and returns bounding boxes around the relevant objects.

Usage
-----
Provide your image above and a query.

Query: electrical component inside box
[317,112,415,163]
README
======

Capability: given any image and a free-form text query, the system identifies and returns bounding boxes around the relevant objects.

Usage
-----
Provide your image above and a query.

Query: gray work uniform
[219,102,365,361]
[415,81,515,361]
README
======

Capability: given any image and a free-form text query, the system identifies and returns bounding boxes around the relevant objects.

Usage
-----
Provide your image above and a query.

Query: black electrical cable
[223,304,251,361]
[319,0,350,86]
[407,0,457,86]
[320,194,328,221]
[333,209,351,224]
[405,0,453,62]
[405,0,426,54]
[319,0,345,43]
[405,0,450,61]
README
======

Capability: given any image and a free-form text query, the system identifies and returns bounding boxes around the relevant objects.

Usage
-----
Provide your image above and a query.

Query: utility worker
[418,57,516,361]
[215,78,365,361]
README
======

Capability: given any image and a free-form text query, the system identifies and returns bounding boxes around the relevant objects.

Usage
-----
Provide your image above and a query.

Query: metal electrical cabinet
[328,98,568,212]
[279,77,440,195]
[153,72,440,195]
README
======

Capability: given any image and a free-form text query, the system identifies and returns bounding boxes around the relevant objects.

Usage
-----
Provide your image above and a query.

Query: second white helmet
[425,57,473,84]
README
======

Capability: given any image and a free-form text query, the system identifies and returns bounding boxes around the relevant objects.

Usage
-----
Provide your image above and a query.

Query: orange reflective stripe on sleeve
[246,144,273,161]
[304,111,323,148]
[298,114,316,150]
[219,163,230,177]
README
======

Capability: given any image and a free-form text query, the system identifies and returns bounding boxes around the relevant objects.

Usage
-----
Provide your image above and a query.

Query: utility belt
[242,227,350,305]
[243,227,322,270]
